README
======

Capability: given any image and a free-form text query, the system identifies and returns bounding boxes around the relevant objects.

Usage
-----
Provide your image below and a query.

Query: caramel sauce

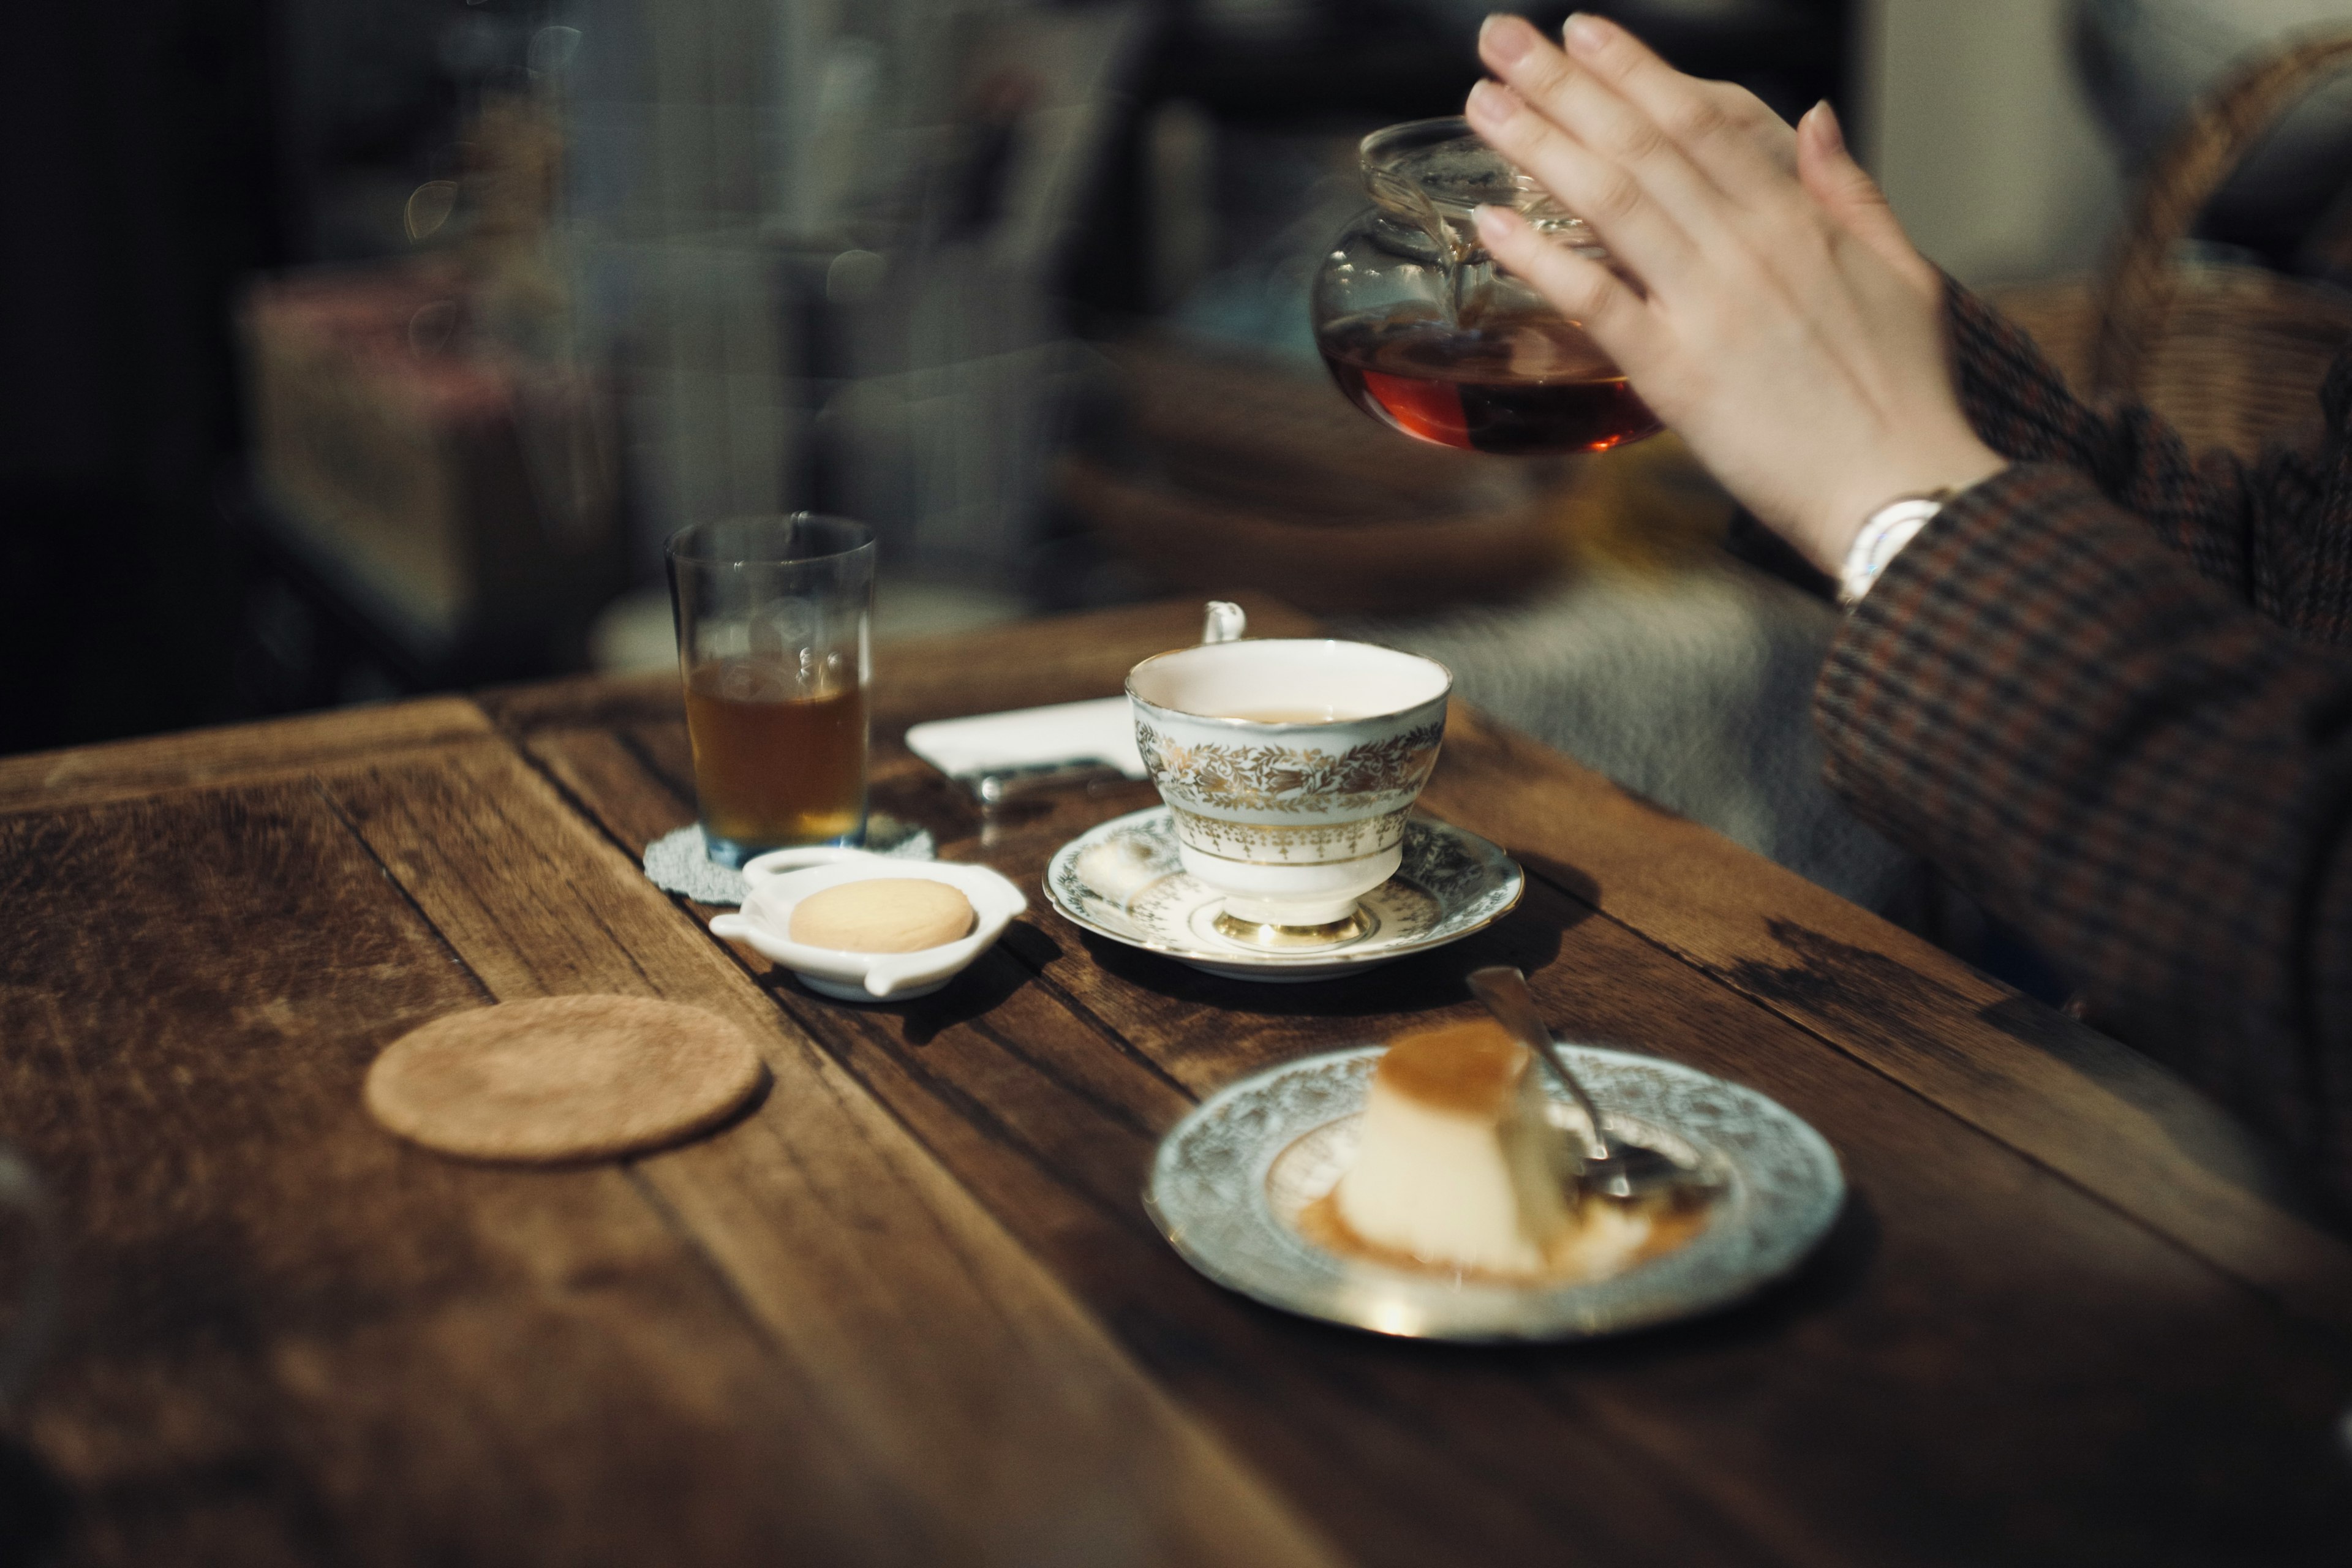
[1373,1017,1531,1118]
[1295,1186,1714,1286]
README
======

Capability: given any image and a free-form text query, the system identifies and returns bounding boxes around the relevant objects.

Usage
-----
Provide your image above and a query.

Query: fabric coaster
[641,815,936,907]
[365,995,764,1164]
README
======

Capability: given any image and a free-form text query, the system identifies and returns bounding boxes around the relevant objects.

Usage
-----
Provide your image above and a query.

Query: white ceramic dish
[1146,1044,1845,1340]
[1045,807,1523,981]
[707,848,1027,1001]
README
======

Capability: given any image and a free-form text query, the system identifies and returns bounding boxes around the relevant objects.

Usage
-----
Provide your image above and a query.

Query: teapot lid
[1360,116,1595,244]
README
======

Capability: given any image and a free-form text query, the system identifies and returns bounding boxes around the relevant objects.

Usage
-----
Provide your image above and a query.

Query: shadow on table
[767,934,1050,1049]
[1572,1184,1883,1362]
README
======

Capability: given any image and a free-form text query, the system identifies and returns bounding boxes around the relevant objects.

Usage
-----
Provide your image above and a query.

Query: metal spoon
[1466,965,1715,1202]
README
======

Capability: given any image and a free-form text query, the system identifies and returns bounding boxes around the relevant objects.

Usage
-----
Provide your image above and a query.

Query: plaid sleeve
[1815,462,2352,1209]
[1945,282,2347,636]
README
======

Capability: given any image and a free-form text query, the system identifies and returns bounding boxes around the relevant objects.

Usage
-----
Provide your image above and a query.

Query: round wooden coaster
[366,995,764,1164]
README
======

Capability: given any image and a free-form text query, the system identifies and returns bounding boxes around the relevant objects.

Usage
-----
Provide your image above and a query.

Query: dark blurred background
[4,0,2348,963]
[2,1,281,750]
[0,0,1853,756]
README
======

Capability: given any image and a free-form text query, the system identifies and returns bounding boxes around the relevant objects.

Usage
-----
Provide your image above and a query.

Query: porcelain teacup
[1126,638,1451,943]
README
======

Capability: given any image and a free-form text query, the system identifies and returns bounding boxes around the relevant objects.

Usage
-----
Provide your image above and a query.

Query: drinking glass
[666,514,876,868]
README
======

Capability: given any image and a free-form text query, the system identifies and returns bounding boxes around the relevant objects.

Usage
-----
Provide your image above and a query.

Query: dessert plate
[1145,1044,1844,1341]
[1044,807,1523,981]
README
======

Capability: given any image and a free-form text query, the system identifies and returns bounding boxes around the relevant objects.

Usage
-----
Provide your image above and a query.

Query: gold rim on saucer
[1145,1044,1845,1341]
[1044,807,1523,982]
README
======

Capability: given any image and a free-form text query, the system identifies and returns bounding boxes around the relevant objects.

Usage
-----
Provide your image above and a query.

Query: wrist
[1838,492,1948,605]
[1811,441,2005,571]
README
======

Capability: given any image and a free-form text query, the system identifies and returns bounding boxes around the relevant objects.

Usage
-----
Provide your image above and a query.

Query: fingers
[1464,75,1703,290]
[1526,13,1796,198]
[1474,13,1779,273]
[1471,204,1661,370]
[1796,102,1940,303]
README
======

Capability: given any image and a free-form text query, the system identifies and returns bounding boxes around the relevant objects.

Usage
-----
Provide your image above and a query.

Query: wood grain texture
[0,698,491,816]
[527,715,2352,1567]
[524,731,1789,1568]
[314,737,1345,1568]
[1418,709,2352,1331]
[0,782,922,1567]
[18,592,2352,1567]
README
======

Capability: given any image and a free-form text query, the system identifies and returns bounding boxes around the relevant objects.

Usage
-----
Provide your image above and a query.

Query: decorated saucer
[1145,1044,1845,1341]
[1044,807,1523,981]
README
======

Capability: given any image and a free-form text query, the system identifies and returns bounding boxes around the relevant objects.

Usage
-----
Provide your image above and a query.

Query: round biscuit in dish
[789,878,975,952]
[364,995,764,1164]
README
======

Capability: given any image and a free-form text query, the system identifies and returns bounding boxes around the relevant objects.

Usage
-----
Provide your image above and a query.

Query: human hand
[1465,12,2003,572]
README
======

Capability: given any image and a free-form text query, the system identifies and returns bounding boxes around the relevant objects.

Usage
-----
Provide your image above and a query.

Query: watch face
[1838,499,1944,606]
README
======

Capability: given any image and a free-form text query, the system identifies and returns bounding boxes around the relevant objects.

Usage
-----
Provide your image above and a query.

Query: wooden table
[4,594,2351,1566]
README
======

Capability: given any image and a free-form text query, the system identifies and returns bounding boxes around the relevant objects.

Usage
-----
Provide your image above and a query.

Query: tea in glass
[683,662,869,850]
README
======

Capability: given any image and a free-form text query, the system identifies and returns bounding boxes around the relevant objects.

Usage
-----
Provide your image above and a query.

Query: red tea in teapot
[1317,306,1660,456]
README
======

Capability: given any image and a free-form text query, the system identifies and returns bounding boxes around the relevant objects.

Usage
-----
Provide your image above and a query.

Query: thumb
[1798,101,1937,300]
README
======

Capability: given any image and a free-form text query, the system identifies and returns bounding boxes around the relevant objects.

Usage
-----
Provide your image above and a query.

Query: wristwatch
[1837,489,1954,607]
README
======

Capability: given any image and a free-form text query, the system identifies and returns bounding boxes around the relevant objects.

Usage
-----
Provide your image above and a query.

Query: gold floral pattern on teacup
[1135,721,1444,815]
[1171,806,1411,864]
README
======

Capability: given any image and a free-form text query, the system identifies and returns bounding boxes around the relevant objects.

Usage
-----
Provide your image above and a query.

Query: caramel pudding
[1313,1018,1690,1283]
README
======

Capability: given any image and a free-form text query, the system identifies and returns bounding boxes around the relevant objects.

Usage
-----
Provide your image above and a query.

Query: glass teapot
[1310,117,1660,456]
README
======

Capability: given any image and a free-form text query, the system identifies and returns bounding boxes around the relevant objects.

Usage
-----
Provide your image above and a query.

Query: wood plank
[0,699,492,816]
[0,782,927,1567]
[314,737,1345,1568]
[467,669,674,739]
[1417,709,2352,1331]
[1008,870,2352,1565]
[0,700,494,814]
[528,722,2352,1567]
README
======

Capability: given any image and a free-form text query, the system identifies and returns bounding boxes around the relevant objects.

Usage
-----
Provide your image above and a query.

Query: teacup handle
[1201,601,1246,644]
[0,1142,59,1414]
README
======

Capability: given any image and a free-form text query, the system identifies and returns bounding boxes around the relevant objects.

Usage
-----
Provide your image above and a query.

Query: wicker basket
[1989,28,2352,461]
